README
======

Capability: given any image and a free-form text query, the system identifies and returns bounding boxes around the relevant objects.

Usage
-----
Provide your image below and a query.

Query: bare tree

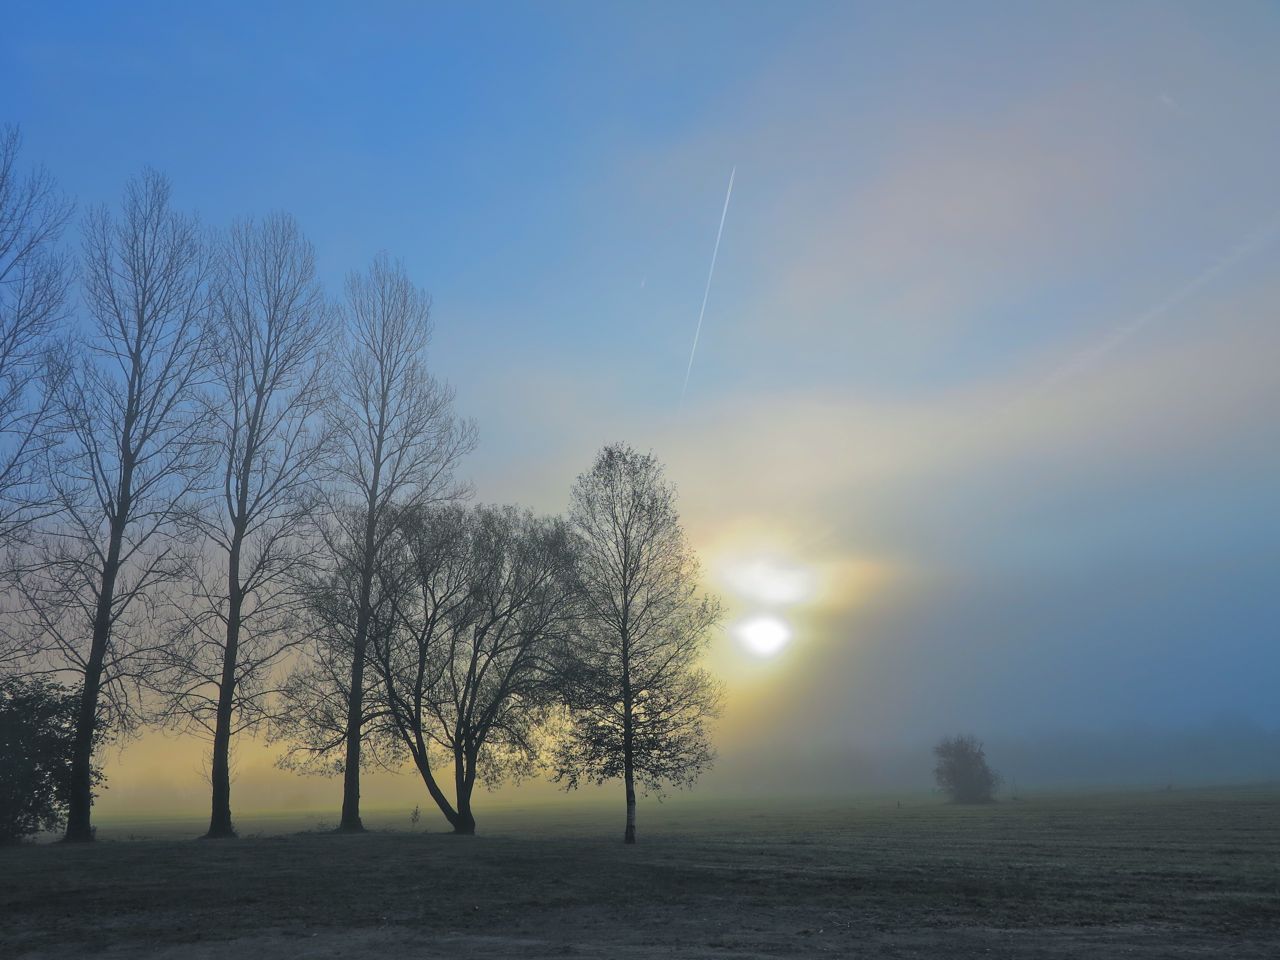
[156,214,331,838]
[0,126,72,673]
[282,254,473,832]
[555,443,722,844]
[18,170,211,842]
[271,506,400,779]
[367,504,577,834]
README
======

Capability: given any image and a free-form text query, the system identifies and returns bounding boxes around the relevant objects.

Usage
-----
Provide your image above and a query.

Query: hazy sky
[4,1,1279,812]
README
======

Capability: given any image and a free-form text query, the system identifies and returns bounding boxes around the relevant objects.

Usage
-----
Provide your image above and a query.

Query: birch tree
[555,443,722,844]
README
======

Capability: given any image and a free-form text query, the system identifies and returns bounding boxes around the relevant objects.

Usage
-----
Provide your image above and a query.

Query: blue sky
[4,1,1279,803]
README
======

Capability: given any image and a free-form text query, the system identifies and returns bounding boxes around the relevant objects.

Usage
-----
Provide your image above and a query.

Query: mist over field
[3,3,1280,957]
[8,5,1280,825]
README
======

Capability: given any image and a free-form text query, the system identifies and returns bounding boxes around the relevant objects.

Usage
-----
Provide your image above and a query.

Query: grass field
[2,786,1278,958]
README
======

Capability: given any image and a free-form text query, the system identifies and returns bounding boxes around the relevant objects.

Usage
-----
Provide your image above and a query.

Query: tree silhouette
[555,443,722,844]
[19,171,212,842]
[369,504,577,834]
[155,214,332,839]
[278,255,473,831]
[933,734,1000,804]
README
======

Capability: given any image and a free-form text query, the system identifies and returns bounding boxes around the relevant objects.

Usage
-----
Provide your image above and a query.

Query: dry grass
[2,785,1278,958]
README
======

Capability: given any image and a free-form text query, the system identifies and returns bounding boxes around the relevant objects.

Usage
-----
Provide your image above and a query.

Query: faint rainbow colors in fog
[5,1,1279,809]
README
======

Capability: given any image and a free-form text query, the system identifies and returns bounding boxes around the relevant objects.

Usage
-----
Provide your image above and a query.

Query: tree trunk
[206,540,243,839]
[338,621,367,833]
[622,628,636,844]
[624,765,636,844]
[409,736,465,832]
[452,748,476,835]
[623,683,636,844]
[453,797,476,835]
[206,680,236,837]
[64,647,104,842]
[339,521,379,834]
[339,458,386,834]
[64,515,126,843]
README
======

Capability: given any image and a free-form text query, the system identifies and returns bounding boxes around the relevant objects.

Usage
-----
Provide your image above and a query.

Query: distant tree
[0,677,105,844]
[154,214,332,839]
[17,170,212,842]
[554,444,722,844]
[368,504,578,834]
[0,126,72,673]
[281,254,473,832]
[933,734,1000,803]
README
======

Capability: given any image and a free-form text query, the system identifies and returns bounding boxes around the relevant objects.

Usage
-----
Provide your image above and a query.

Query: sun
[734,614,792,658]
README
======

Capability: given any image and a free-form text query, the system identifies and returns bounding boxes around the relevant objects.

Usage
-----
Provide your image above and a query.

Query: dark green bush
[0,677,105,843]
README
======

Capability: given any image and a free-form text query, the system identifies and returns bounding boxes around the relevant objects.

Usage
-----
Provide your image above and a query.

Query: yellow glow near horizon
[734,614,792,657]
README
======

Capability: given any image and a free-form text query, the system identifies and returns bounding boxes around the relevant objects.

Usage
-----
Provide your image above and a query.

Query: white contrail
[1042,215,1280,389]
[790,213,1280,558]
[681,166,736,403]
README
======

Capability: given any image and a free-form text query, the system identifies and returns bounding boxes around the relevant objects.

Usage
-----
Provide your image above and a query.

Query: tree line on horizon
[0,125,723,846]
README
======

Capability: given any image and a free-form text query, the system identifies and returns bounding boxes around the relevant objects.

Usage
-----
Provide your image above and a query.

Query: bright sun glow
[723,557,814,606]
[734,614,793,657]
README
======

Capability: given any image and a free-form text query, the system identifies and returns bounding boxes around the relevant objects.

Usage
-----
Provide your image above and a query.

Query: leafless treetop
[0,125,72,547]
[20,169,213,726]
